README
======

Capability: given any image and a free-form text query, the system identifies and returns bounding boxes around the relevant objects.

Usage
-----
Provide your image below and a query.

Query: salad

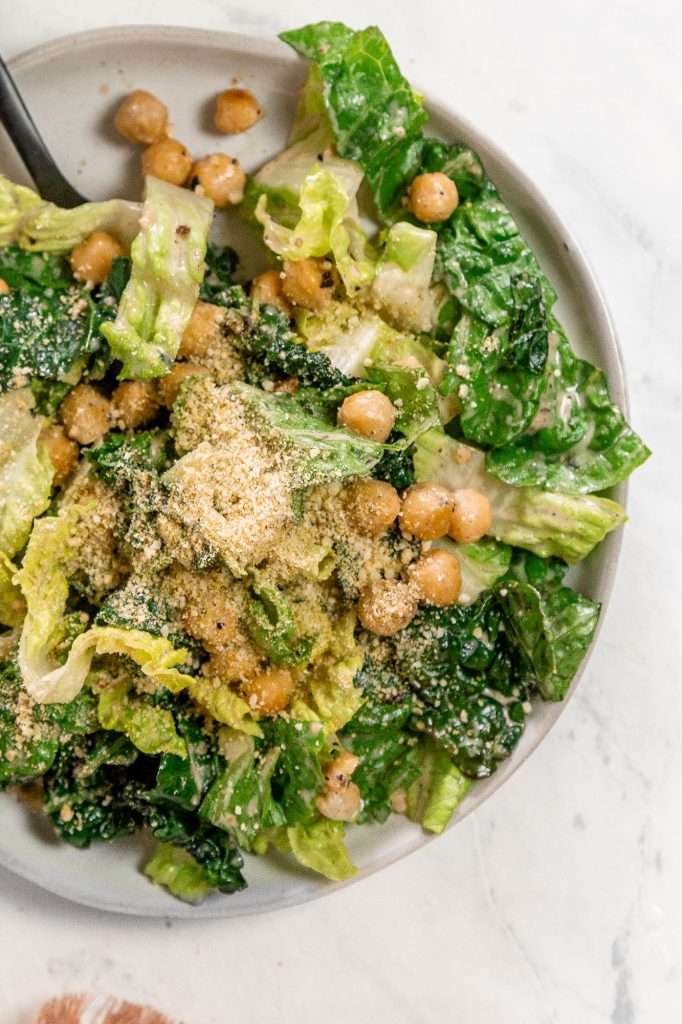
[0,21,649,905]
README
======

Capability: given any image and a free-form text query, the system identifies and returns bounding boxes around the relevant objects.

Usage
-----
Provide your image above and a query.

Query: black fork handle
[0,53,86,207]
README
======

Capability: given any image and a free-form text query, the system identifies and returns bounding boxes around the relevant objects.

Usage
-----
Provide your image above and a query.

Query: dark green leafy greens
[242,304,351,389]
[280,22,427,218]
[246,576,314,667]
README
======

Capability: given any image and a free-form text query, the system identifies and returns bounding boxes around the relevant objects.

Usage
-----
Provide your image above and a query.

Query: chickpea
[39,424,78,487]
[242,667,295,715]
[182,594,239,651]
[316,749,361,822]
[281,259,333,312]
[358,579,417,637]
[338,390,396,443]
[448,488,492,544]
[204,644,262,684]
[191,153,246,207]
[251,270,293,316]
[400,482,453,540]
[408,172,459,223]
[0,278,9,294]
[110,380,160,430]
[60,384,111,445]
[113,89,168,145]
[273,377,299,395]
[157,362,210,408]
[316,783,361,821]
[346,478,401,537]
[410,548,461,606]
[179,301,225,359]
[69,231,123,285]
[214,88,262,135]
[142,138,192,186]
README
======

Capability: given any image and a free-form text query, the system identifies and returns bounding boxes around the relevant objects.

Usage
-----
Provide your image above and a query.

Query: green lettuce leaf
[287,818,357,881]
[0,174,140,252]
[246,575,314,667]
[201,739,282,852]
[0,389,53,558]
[406,738,471,833]
[144,842,212,904]
[305,610,364,733]
[188,678,263,737]
[101,176,213,379]
[98,679,187,757]
[260,717,326,824]
[255,164,374,294]
[0,553,24,628]
[370,222,440,334]
[485,325,651,493]
[365,363,442,442]
[497,579,600,701]
[414,429,626,563]
[280,23,427,218]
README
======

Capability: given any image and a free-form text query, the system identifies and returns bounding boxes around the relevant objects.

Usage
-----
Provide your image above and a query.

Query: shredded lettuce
[101,176,213,379]
[0,174,140,252]
[287,818,357,881]
[414,429,626,563]
[0,389,54,558]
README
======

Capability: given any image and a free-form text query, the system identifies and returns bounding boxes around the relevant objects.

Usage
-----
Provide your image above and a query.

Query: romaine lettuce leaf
[188,678,263,738]
[365,363,441,442]
[414,428,625,563]
[485,325,651,493]
[497,579,600,701]
[0,174,140,252]
[280,23,427,218]
[144,842,212,904]
[260,717,326,824]
[0,389,53,558]
[406,738,471,833]
[246,575,314,667]
[287,818,357,881]
[370,222,440,333]
[255,164,374,294]
[201,741,282,852]
[306,610,364,733]
[97,679,187,757]
[0,553,24,628]
[101,176,213,379]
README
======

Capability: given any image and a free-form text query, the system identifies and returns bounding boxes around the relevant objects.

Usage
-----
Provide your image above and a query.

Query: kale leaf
[198,242,239,304]
[242,304,351,389]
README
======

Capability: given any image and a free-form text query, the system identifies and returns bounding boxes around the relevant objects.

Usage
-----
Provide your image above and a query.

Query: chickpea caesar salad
[0,22,650,904]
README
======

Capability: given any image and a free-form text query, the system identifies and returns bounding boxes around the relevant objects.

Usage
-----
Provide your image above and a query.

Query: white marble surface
[1,1,678,1020]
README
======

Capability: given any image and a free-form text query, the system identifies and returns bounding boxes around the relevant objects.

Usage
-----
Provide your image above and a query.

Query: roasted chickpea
[0,278,9,294]
[114,89,168,145]
[346,478,401,537]
[157,362,210,408]
[70,231,123,285]
[191,153,246,207]
[338,390,396,443]
[251,270,293,316]
[204,644,262,684]
[281,259,333,312]
[410,548,461,606]
[408,172,459,223]
[358,579,418,637]
[111,380,160,430]
[142,138,192,186]
[60,384,111,445]
[181,594,239,650]
[39,425,78,487]
[242,668,295,715]
[179,301,225,359]
[324,750,360,786]
[214,88,262,134]
[448,488,492,544]
[400,482,453,540]
[316,783,362,822]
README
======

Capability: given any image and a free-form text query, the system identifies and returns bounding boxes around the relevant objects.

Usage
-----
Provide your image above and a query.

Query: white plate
[0,25,627,918]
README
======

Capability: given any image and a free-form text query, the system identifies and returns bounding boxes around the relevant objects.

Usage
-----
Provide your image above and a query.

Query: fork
[0,51,86,206]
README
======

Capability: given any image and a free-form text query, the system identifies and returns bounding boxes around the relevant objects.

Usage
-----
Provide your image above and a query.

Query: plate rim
[1,23,628,918]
